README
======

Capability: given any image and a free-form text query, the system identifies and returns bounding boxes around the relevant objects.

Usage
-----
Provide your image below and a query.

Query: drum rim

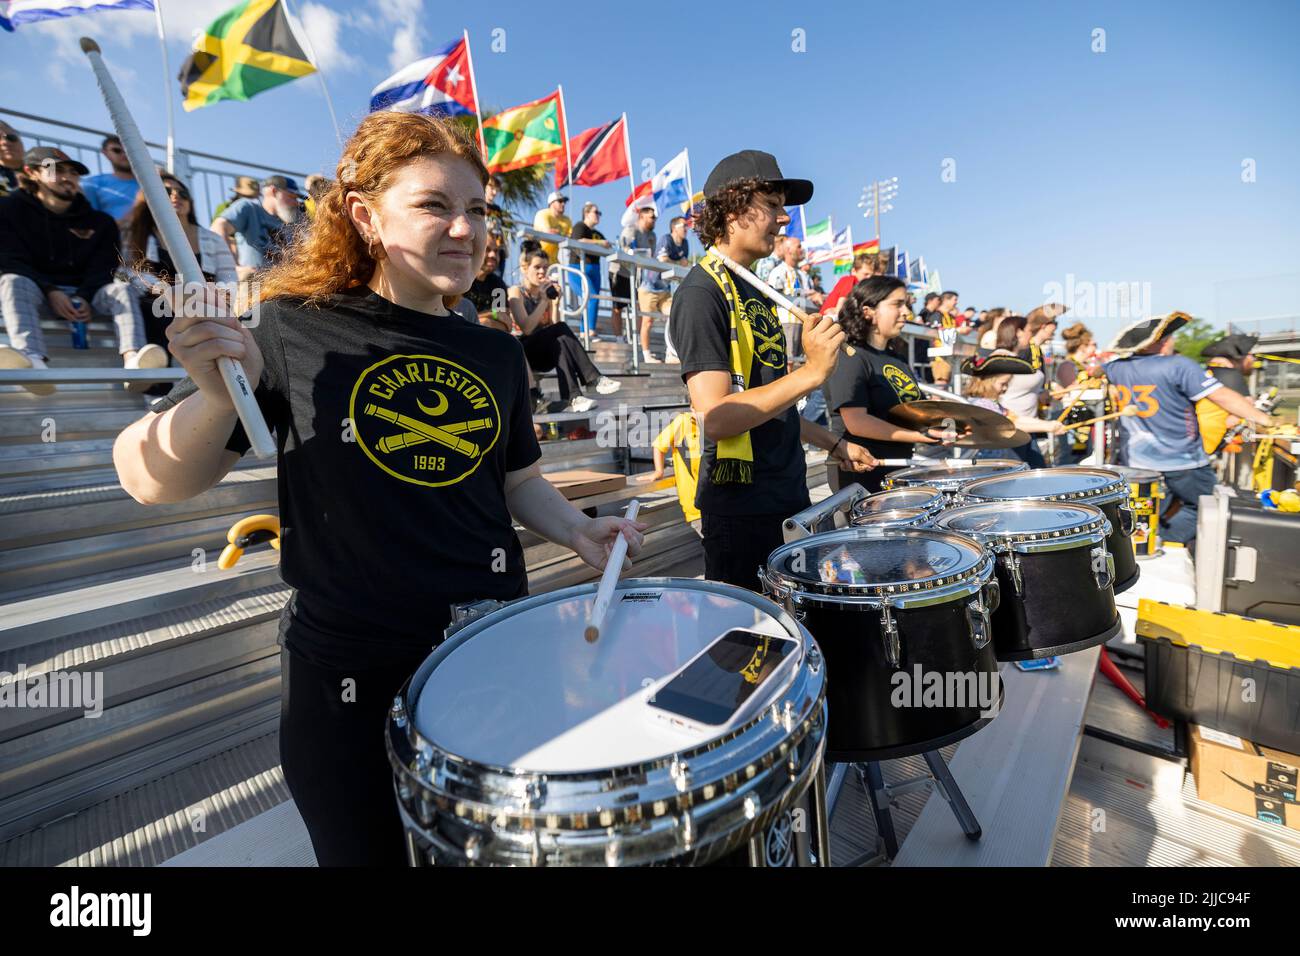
[883,459,1030,490]
[958,465,1129,504]
[849,506,934,527]
[850,486,946,516]
[762,527,995,606]
[933,500,1111,551]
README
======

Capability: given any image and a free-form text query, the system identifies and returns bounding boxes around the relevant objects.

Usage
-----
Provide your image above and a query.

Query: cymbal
[886,400,1027,449]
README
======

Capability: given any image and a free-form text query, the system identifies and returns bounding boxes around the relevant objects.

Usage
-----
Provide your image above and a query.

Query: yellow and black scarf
[699,250,757,484]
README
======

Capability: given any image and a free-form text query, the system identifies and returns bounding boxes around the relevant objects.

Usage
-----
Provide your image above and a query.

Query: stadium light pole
[857,177,898,244]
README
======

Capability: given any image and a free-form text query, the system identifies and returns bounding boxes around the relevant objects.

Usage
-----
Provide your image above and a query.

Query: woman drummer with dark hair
[960,353,1066,460]
[823,275,954,491]
[112,111,646,867]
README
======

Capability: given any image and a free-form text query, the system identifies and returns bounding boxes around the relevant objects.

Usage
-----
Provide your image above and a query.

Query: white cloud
[299,2,361,72]
[377,0,429,72]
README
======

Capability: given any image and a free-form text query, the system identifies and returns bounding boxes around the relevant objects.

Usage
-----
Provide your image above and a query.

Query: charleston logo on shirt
[742,297,787,369]
[349,354,501,488]
[882,364,922,403]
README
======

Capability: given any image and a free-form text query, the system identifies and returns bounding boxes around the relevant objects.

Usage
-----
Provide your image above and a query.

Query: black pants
[279,641,429,867]
[701,511,789,592]
[522,323,601,402]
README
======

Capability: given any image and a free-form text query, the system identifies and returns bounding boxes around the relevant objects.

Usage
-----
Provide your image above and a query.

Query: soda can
[70,319,89,350]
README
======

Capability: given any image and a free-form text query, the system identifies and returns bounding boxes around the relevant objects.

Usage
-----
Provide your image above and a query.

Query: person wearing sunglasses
[81,135,140,224]
[0,122,23,198]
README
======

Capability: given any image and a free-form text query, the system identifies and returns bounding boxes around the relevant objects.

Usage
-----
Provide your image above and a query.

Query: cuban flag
[1,0,152,31]
[369,35,478,118]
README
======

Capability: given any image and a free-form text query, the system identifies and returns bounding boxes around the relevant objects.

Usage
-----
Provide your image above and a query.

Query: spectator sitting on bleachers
[213,175,301,279]
[466,243,510,332]
[0,121,23,198]
[0,147,164,395]
[643,408,703,535]
[532,190,571,263]
[484,175,510,277]
[81,135,140,224]
[508,249,620,414]
[303,174,329,219]
[122,172,237,379]
[211,175,259,221]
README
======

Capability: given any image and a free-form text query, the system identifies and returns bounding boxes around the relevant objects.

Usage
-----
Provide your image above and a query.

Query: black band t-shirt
[824,342,924,466]
[568,222,607,265]
[152,287,541,667]
[670,264,809,518]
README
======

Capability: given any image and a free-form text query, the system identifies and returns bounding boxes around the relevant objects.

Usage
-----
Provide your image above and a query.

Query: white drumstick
[584,499,640,643]
[708,246,822,325]
[80,37,276,459]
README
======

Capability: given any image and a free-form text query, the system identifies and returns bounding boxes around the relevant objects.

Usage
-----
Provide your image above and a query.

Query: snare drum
[934,501,1121,660]
[1108,466,1165,558]
[387,578,829,867]
[958,466,1139,593]
[850,485,946,524]
[883,459,1030,496]
[762,528,1001,762]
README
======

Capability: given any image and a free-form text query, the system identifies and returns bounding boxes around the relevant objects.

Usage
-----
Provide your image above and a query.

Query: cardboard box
[1189,723,1300,829]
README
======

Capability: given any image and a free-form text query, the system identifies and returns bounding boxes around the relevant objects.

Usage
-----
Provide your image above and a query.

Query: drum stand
[826,751,981,866]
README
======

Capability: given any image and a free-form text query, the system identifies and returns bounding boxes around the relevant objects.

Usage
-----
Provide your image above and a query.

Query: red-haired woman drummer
[113,112,646,866]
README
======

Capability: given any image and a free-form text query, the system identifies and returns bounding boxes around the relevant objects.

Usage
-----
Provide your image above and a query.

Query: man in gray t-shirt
[620,203,665,362]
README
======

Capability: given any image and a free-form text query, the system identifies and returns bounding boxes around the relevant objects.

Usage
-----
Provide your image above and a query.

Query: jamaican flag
[179,0,316,112]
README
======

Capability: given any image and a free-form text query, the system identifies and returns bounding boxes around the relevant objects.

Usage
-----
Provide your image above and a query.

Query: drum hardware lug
[758,566,791,601]
[670,758,691,792]
[879,603,901,669]
[965,597,992,651]
[604,835,623,867]
[985,576,1001,613]
[743,794,761,820]
[1091,546,1115,591]
[1118,499,1135,537]
[445,598,507,639]
[1002,550,1023,597]
[679,810,695,851]
[806,643,822,673]
[463,832,482,862]
[783,700,796,732]
[390,696,407,729]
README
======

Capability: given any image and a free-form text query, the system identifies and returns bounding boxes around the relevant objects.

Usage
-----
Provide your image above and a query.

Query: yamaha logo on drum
[349,354,502,488]
[765,810,796,867]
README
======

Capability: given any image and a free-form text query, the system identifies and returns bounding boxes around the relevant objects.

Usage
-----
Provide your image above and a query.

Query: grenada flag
[482,90,566,174]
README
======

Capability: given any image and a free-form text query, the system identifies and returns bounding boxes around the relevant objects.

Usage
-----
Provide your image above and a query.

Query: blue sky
[2,0,1297,342]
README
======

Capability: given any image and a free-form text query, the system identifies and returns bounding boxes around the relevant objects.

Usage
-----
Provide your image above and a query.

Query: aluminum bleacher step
[0,405,146,443]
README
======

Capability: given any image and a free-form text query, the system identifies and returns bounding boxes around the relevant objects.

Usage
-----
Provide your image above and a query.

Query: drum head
[852,486,944,516]
[961,466,1124,502]
[768,527,986,594]
[935,500,1106,539]
[413,582,799,773]
[851,507,932,529]
[887,459,1028,489]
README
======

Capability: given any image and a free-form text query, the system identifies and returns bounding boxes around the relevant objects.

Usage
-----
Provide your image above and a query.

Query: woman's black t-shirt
[568,222,606,265]
[152,288,541,666]
[824,341,925,465]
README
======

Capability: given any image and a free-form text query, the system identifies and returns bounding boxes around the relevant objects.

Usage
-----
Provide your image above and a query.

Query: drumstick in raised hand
[1062,405,1139,430]
[80,37,276,459]
[584,499,641,644]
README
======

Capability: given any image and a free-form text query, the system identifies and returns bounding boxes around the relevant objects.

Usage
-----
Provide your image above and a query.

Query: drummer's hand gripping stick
[584,499,641,643]
[80,37,276,458]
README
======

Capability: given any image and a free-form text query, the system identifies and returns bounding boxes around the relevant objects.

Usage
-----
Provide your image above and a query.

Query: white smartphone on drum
[646,629,800,736]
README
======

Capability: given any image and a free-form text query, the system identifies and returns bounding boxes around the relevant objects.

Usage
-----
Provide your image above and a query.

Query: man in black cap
[1196,332,1260,455]
[670,149,876,590]
[1104,313,1275,548]
[0,147,161,395]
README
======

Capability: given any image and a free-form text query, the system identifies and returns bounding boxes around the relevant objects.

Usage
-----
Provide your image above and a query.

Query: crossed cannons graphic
[362,403,495,458]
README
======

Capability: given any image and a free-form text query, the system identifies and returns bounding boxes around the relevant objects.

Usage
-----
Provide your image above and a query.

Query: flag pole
[621,111,636,201]
[683,147,694,215]
[461,29,487,160]
[280,0,342,147]
[152,0,176,172]
[556,84,574,189]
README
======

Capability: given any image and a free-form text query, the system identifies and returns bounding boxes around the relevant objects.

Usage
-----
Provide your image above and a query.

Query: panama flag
[1,0,152,30]
[369,35,478,118]
[650,148,690,217]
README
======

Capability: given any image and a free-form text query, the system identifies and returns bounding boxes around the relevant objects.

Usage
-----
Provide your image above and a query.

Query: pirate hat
[961,353,1037,376]
[1201,332,1259,360]
[1108,311,1192,355]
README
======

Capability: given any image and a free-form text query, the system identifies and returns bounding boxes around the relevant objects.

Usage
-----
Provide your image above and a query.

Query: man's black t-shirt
[670,264,809,517]
[153,288,541,667]
[568,222,607,265]
[824,342,924,463]
[1208,364,1248,394]
[465,271,507,315]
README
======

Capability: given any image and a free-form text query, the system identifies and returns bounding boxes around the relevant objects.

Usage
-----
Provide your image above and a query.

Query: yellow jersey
[653,412,702,523]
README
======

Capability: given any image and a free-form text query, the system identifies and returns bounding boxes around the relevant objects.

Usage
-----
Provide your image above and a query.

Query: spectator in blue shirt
[213,175,301,276]
[80,135,139,224]
[1104,312,1275,547]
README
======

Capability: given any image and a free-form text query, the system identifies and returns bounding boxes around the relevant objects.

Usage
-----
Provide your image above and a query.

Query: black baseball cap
[703,149,813,205]
[23,146,89,176]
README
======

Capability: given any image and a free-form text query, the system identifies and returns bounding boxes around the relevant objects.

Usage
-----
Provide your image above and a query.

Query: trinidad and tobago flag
[555,115,630,188]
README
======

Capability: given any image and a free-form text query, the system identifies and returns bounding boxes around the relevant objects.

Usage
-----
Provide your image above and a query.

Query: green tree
[1174,317,1221,363]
